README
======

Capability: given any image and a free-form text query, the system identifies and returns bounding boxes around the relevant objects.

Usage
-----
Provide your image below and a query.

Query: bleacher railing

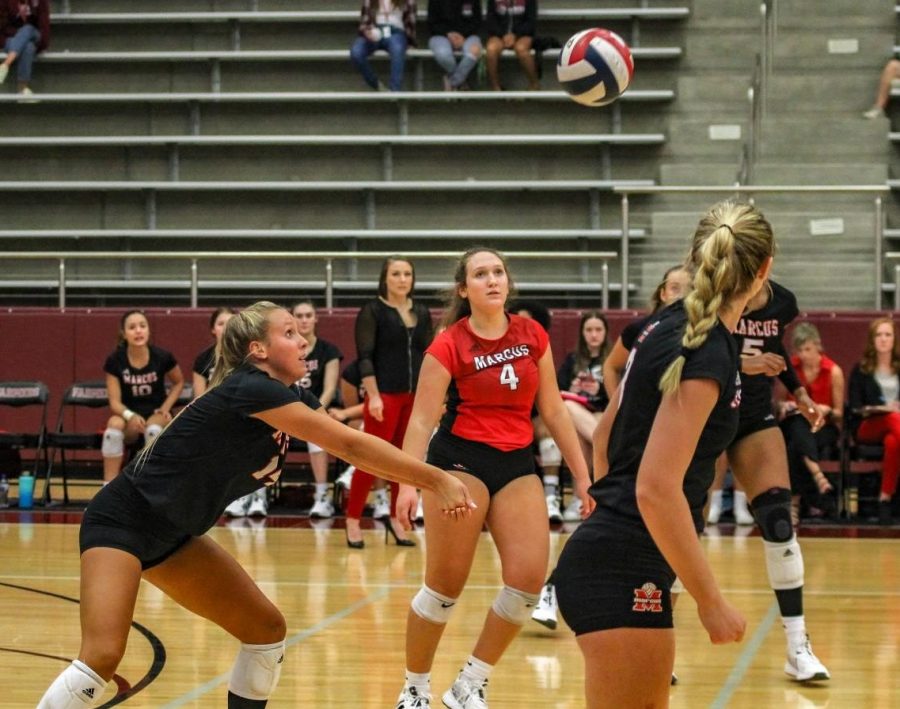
[612,185,889,310]
[1,250,616,310]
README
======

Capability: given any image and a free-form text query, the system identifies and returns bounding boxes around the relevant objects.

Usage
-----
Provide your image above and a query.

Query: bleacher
[0,0,692,307]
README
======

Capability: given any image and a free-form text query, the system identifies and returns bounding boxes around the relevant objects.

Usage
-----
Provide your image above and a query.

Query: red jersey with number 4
[427,314,549,451]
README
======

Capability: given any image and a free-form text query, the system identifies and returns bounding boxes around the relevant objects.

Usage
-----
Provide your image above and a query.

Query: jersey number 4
[499,363,520,390]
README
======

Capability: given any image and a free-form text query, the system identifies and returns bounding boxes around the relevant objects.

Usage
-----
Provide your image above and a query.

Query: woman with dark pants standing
[345,256,434,547]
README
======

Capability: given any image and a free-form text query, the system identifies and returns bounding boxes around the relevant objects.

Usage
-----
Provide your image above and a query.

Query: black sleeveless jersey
[123,364,319,536]
[732,281,801,418]
[590,301,741,534]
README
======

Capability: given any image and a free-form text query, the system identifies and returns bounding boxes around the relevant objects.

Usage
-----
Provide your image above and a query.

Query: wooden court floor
[1,515,898,708]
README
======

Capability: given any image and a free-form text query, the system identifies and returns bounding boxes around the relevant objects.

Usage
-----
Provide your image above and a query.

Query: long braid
[659,201,775,395]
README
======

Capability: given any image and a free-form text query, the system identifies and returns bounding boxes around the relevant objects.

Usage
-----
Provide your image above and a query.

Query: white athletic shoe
[545,494,562,523]
[562,496,583,521]
[0,64,7,84]
[396,684,431,708]
[335,465,355,490]
[785,636,830,682]
[531,583,558,630]
[246,489,268,517]
[309,493,334,519]
[442,676,488,709]
[223,494,250,517]
[415,495,425,523]
[373,488,391,519]
[863,106,884,119]
[733,490,755,526]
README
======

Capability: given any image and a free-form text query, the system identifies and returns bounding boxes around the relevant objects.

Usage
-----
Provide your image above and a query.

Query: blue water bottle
[18,471,34,509]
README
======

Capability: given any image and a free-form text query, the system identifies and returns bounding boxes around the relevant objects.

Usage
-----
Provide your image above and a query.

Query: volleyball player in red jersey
[394,248,593,709]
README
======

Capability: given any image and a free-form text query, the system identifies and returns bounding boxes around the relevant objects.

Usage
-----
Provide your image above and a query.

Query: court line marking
[2,574,897,597]
[159,586,391,708]
[709,601,779,709]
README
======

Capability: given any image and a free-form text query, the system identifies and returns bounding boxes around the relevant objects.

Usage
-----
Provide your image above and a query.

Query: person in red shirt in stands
[393,247,593,709]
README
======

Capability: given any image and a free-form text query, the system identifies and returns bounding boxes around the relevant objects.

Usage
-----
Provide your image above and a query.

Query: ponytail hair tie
[680,346,694,359]
[717,223,736,237]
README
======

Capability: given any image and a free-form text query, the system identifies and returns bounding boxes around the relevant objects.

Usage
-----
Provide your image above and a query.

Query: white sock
[783,615,807,647]
[315,482,328,497]
[543,475,559,497]
[405,670,430,695]
[460,655,493,686]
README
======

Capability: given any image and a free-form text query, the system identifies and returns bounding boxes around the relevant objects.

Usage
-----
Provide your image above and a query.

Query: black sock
[774,587,803,618]
[228,691,267,708]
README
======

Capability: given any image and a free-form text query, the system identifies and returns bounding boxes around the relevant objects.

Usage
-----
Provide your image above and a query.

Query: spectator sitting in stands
[485,0,539,91]
[0,0,50,99]
[777,322,842,525]
[428,0,483,91]
[102,310,184,484]
[351,0,417,92]
[556,310,610,516]
[863,57,900,119]
[848,317,900,525]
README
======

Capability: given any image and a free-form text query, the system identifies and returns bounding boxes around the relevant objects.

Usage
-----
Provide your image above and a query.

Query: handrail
[612,184,889,309]
[0,250,617,311]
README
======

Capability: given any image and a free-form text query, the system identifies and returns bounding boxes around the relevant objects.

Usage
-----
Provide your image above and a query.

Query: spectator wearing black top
[192,307,235,397]
[345,256,434,547]
[101,310,184,483]
[555,201,776,706]
[37,302,474,709]
[292,299,343,519]
[848,317,900,525]
[428,0,483,91]
[0,0,50,99]
[485,0,539,91]
[557,311,610,486]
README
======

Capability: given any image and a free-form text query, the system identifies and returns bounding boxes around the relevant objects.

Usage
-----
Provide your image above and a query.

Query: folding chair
[0,381,50,502]
[45,380,108,505]
[841,404,884,519]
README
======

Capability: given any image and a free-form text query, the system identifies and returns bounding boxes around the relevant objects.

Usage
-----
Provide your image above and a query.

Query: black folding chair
[0,381,50,501]
[45,380,108,505]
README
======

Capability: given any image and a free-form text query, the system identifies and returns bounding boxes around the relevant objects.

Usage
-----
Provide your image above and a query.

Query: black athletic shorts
[732,407,779,445]
[554,515,675,635]
[80,475,192,570]
[427,428,537,497]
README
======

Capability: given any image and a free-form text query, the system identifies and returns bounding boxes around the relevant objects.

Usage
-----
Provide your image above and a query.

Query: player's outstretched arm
[254,401,475,517]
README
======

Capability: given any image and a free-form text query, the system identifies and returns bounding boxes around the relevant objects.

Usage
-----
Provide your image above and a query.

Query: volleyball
[556,28,634,107]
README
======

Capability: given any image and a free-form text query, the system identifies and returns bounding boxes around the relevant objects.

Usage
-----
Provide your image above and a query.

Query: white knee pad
[670,576,684,595]
[144,423,163,445]
[538,438,561,467]
[491,585,540,626]
[228,640,285,701]
[101,428,124,458]
[411,585,458,625]
[37,660,107,708]
[764,537,804,590]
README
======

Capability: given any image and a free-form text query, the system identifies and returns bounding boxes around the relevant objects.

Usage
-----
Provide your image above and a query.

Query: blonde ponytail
[210,301,285,388]
[659,201,774,395]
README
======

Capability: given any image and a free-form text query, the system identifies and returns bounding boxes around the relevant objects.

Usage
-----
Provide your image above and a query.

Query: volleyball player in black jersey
[723,280,831,682]
[36,302,474,709]
[554,201,774,708]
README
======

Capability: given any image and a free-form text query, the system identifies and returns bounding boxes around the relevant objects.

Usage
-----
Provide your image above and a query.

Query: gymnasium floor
[1,512,898,708]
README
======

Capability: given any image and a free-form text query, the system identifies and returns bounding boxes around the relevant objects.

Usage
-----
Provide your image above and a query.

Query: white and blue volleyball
[557,28,634,107]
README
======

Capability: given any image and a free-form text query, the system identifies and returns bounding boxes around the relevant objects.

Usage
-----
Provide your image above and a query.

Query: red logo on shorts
[632,582,663,613]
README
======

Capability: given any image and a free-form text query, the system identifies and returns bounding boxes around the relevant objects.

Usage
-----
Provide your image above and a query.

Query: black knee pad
[750,487,793,543]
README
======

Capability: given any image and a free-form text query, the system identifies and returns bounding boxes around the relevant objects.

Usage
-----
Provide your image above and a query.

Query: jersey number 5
[499,363,520,390]
[741,337,764,358]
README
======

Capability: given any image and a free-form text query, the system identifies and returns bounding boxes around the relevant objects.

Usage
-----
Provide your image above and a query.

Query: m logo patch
[632,582,663,613]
